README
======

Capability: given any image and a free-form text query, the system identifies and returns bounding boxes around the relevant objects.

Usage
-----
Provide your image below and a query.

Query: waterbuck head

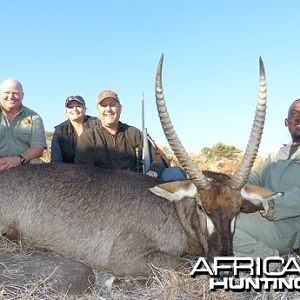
[154,55,267,263]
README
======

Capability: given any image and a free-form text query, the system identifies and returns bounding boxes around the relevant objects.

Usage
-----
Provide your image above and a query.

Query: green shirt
[0,105,47,157]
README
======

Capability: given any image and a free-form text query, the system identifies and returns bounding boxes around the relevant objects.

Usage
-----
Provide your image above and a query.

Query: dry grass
[0,238,60,299]
[1,238,300,300]
[96,257,300,300]
[90,264,250,300]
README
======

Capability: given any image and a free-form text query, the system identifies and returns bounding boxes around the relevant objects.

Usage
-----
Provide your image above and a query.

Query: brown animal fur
[0,164,205,276]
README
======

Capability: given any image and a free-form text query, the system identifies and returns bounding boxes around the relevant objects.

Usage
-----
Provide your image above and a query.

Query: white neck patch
[231,217,236,233]
[206,216,215,236]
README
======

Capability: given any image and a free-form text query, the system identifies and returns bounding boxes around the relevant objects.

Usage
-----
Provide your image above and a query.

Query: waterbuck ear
[149,180,197,202]
[240,184,283,213]
[241,184,284,202]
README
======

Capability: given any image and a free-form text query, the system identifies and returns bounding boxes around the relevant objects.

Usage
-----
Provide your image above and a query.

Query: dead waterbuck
[0,57,280,277]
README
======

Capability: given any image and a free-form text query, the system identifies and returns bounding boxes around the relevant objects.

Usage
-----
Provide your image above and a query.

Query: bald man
[233,98,300,259]
[0,78,47,170]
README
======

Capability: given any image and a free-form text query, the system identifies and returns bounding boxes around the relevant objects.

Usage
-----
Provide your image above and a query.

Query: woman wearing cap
[51,95,100,163]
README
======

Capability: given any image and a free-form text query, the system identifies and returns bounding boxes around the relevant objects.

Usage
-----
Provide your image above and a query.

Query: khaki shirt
[0,105,47,157]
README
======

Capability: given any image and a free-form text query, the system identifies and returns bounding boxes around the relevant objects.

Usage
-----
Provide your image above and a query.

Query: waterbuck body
[0,163,208,276]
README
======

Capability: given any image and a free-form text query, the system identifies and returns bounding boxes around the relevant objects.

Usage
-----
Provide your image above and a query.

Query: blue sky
[1,1,300,157]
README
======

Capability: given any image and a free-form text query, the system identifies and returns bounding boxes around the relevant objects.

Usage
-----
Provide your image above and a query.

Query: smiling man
[233,98,300,260]
[75,89,186,181]
[285,99,300,154]
[0,78,47,170]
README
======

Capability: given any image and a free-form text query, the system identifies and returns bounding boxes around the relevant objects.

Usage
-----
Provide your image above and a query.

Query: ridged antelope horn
[228,57,267,190]
[155,54,211,190]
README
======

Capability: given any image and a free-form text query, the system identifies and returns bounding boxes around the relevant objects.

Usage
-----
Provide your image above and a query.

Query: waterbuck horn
[228,57,267,190]
[155,54,212,190]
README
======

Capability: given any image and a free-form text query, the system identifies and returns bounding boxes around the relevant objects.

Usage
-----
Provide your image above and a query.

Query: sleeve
[31,114,47,148]
[273,187,300,220]
[247,155,272,186]
[248,154,300,221]
[50,129,63,163]
[74,130,96,166]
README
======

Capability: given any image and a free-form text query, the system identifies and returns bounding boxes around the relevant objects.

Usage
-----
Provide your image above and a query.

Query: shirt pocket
[15,124,32,144]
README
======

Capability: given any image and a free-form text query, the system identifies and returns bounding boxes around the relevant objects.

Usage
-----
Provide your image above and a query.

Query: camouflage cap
[97,90,120,104]
[65,95,86,107]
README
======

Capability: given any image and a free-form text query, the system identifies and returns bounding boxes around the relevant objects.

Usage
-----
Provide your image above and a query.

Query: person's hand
[0,158,8,170]
[146,170,158,178]
[0,156,22,170]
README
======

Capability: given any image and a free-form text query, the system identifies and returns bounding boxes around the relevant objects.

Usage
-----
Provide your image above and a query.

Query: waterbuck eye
[197,204,203,212]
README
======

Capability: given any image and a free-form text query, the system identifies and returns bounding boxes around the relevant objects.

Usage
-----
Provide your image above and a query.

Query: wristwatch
[17,155,27,165]
[261,198,275,221]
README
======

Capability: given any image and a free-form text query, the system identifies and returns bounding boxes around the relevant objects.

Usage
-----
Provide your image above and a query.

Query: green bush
[200,142,241,160]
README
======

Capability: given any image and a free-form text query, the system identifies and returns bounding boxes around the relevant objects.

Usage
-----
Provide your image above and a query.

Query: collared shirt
[0,105,47,157]
[269,142,300,162]
[75,121,169,175]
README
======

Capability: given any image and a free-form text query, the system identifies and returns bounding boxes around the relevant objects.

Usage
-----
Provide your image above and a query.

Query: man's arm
[147,140,169,177]
[27,114,47,160]
[246,152,300,221]
[0,145,45,170]
[24,114,46,161]
[0,114,47,170]
[247,155,272,186]
[22,145,45,161]
[273,188,300,220]
[30,114,47,150]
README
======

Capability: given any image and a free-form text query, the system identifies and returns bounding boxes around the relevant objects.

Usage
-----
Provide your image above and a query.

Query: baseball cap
[97,90,120,104]
[65,95,86,107]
